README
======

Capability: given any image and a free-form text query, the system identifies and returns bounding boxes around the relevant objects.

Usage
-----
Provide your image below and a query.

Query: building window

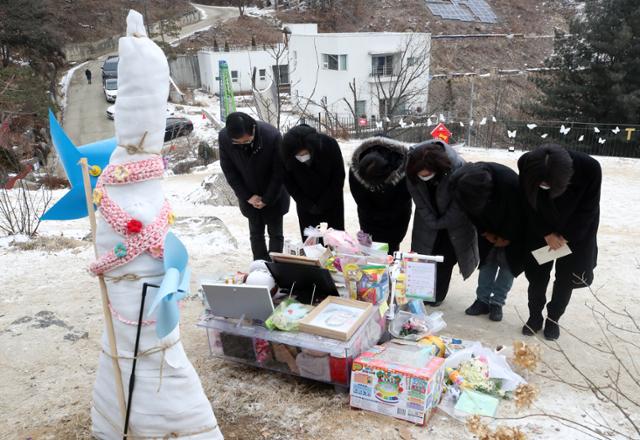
[231,70,238,82]
[272,64,290,85]
[407,57,419,67]
[355,100,366,117]
[259,69,266,80]
[322,54,348,71]
[371,55,395,76]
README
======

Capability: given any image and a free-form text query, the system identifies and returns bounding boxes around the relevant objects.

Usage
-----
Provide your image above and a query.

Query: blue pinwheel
[147,232,191,339]
[41,109,116,220]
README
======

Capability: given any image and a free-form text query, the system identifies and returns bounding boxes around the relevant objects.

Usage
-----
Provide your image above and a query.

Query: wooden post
[79,158,128,424]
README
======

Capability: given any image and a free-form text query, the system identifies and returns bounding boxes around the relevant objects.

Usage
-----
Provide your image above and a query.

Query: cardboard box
[349,341,445,425]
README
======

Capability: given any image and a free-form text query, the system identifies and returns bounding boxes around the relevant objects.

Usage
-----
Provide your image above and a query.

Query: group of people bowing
[218,112,602,341]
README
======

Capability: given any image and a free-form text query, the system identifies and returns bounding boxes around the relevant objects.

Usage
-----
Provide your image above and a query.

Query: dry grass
[11,235,87,252]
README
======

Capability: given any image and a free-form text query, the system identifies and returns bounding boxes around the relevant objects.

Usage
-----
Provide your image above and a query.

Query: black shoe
[489,304,503,322]
[425,300,443,307]
[522,316,543,336]
[544,319,560,340]
[465,300,490,316]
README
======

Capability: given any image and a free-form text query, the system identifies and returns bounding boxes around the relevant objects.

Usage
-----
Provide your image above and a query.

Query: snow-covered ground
[58,61,88,114]
[1,133,639,438]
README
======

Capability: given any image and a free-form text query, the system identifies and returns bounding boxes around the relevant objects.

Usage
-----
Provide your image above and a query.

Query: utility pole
[142,0,151,36]
[467,71,475,147]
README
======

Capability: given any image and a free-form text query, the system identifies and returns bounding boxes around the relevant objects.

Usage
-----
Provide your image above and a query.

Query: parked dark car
[101,56,118,83]
[164,117,194,142]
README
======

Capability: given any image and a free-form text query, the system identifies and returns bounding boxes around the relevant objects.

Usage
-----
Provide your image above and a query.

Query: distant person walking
[85,69,92,84]
[219,112,290,261]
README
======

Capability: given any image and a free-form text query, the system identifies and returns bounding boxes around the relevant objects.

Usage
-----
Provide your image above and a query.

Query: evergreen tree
[533,0,640,123]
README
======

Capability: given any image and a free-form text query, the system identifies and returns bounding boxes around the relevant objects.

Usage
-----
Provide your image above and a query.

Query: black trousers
[524,252,594,322]
[433,231,458,302]
[248,215,284,261]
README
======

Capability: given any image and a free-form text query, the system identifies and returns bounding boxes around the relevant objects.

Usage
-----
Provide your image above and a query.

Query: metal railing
[283,114,640,158]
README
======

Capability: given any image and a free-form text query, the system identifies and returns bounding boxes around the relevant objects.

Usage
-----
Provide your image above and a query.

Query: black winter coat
[518,150,601,276]
[349,137,412,249]
[453,162,526,277]
[281,128,345,237]
[219,120,290,220]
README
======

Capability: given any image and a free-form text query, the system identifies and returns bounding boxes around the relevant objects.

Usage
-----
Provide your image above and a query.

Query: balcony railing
[370,66,395,77]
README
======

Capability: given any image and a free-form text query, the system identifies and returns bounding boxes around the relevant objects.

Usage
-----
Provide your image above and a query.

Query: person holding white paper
[518,144,601,340]
[450,162,526,322]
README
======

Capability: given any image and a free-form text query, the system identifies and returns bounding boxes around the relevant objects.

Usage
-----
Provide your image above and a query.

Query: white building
[198,46,289,95]
[288,27,431,119]
[197,24,431,120]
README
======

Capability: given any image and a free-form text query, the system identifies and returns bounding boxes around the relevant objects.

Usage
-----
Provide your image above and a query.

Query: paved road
[63,4,238,145]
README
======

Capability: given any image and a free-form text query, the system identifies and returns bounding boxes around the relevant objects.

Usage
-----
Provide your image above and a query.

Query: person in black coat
[349,136,412,254]
[281,124,345,240]
[450,162,525,322]
[518,144,601,340]
[219,112,290,261]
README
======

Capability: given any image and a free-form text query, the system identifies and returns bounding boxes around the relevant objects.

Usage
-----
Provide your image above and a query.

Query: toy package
[343,263,389,305]
[350,341,445,425]
[265,298,314,331]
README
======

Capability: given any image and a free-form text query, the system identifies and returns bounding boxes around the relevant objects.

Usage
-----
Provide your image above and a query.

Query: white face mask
[539,184,551,190]
[419,174,435,182]
[296,154,311,163]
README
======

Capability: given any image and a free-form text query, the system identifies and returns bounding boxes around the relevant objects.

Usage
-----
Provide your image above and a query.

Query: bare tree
[372,34,431,132]
[229,0,251,16]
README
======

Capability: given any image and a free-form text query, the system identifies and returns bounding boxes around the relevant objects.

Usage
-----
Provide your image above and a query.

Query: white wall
[288,32,431,118]
[198,49,282,95]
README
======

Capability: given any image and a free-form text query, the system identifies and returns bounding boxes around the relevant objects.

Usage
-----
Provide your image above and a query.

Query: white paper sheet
[405,261,436,301]
[531,244,572,265]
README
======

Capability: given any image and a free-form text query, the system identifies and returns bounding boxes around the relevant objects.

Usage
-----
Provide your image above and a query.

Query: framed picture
[269,252,322,267]
[298,297,373,341]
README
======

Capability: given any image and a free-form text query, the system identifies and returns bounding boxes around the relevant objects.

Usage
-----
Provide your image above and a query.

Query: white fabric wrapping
[114,10,169,154]
[91,10,223,439]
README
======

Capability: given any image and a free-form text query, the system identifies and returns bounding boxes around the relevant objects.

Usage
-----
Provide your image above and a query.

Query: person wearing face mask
[280,124,345,240]
[450,162,526,321]
[406,140,479,306]
[219,112,290,261]
[349,136,412,254]
[518,144,601,340]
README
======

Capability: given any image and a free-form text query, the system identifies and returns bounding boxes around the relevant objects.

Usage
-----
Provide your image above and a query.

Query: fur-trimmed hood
[350,137,409,191]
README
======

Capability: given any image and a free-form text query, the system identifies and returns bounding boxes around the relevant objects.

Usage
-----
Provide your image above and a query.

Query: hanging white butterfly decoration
[427,118,434,126]
[507,130,517,138]
[541,133,549,139]
[375,121,383,129]
[399,118,406,128]
[578,135,585,142]
[470,120,474,127]
[480,117,487,126]
[612,126,620,134]
[594,127,600,133]
[459,121,465,127]
[439,114,446,122]
[492,116,497,123]
[410,121,415,127]
[598,137,606,144]
[527,123,537,130]
[560,125,571,135]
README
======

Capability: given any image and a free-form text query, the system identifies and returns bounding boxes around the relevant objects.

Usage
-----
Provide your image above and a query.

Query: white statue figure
[89,10,223,439]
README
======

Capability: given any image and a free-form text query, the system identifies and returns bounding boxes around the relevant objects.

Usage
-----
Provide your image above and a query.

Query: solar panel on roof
[425,0,498,24]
